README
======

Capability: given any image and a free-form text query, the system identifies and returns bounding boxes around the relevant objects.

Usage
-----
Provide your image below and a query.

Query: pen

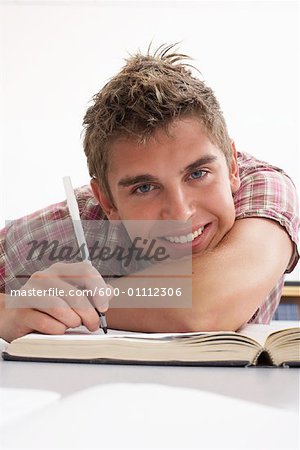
[63,176,108,334]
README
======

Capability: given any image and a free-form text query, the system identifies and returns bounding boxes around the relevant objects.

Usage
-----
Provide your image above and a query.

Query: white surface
[0,387,60,428]
[1,383,299,450]
[0,321,299,450]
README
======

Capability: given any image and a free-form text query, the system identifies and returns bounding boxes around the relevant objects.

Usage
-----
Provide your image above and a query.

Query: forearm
[106,267,224,333]
[195,218,293,330]
[106,218,293,332]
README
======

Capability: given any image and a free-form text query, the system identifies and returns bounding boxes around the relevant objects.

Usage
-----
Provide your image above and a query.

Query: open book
[2,323,299,367]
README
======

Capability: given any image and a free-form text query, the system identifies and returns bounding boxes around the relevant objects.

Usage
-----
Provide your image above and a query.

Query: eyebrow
[118,174,159,188]
[118,154,218,188]
[184,155,218,174]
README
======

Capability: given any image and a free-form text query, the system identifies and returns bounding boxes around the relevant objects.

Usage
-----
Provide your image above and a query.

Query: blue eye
[135,184,153,194]
[190,170,205,180]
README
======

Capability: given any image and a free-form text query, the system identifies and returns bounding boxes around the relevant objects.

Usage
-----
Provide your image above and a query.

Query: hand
[0,261,112,342]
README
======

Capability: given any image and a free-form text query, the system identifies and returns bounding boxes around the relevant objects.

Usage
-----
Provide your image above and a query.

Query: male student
[0,44,299,342]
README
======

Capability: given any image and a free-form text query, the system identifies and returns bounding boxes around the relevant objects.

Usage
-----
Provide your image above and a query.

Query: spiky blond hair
[83,43,232,201]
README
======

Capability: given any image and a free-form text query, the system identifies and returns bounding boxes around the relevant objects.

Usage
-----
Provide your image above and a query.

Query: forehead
[108,118,223,171]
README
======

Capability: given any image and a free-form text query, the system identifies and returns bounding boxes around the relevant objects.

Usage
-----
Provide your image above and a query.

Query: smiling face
[91,117,240,255]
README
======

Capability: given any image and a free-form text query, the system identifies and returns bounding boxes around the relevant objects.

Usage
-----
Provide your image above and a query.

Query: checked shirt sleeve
[233,153,299,323]
[234,163,299,273]
[0,185,104,294]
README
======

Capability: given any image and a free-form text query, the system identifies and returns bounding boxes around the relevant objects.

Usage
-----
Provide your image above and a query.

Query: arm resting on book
[106,218,293,332]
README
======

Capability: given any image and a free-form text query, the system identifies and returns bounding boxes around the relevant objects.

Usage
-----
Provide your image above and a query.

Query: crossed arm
[0,217,294,341]
[105,217,293,332]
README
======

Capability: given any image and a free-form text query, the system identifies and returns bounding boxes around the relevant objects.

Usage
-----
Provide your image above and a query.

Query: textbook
[2,323,300,367]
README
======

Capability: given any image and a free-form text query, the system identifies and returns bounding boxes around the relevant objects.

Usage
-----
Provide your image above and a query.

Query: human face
[92,117,240,255]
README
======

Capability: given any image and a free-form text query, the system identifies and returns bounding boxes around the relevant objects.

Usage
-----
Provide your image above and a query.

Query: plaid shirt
[234,152,299,322]
[0,151,299,323]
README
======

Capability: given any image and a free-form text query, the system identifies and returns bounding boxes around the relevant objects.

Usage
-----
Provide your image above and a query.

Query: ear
[229,141,241,194]
[90,179,121,220]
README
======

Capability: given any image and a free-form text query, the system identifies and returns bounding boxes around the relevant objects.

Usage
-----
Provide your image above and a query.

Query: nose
[160,187,196,222]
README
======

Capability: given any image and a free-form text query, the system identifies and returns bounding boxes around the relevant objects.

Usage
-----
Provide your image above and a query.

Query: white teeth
[186,233,194,242]
[165,226,205,244]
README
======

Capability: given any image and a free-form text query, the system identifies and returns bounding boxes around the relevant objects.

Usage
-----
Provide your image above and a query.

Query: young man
[0,44,299,342]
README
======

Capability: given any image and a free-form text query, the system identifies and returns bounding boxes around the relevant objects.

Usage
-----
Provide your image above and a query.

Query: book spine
[253,348,275,366]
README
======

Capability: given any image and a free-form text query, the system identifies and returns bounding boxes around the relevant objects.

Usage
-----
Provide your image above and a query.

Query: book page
[15,326,212,342]
[11,322,299,346]
[237,321,300,347]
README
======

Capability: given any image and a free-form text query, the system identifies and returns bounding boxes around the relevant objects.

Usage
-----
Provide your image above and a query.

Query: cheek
[112,206,150,223]
[204,185,235,221]
[116,196,159,220]
[218,195,236,228]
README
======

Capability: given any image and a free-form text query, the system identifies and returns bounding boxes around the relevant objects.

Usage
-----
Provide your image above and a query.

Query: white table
[0,321,299,450]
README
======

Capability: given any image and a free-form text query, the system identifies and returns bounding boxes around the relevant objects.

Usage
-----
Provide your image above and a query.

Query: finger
[21,262,111,313]
[36,297,83,329]
[31,293,100,332]
[16,272,81,309]
[50,262,111,312]
[21,308,68,335]
[80,265,111,312]
[71,296,102,332]
[18,274,94,312]
[92,284,114,313]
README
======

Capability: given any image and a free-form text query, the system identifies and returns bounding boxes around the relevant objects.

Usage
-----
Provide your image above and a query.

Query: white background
[0,0,299,278]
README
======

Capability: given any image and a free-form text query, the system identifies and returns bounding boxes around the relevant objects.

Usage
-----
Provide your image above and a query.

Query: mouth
[161,224,208,244]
